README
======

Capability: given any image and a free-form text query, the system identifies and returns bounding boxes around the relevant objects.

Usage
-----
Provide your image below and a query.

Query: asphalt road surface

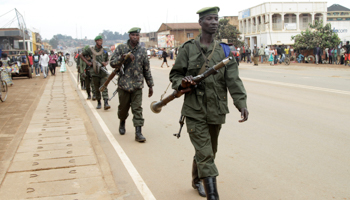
[69,58,350,200]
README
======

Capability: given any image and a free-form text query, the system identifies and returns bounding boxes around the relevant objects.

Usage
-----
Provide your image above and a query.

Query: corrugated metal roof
[327,4,350,12]
[164,23,201,30]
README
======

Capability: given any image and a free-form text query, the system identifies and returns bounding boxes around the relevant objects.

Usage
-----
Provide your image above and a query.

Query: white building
[327,4,350,44]
[238,2,327,49]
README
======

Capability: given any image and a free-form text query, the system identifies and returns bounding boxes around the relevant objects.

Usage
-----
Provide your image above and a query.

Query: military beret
[128,27,141,34]
[94,35,103,41]
[197,6,220,18]
[83,45,90,51]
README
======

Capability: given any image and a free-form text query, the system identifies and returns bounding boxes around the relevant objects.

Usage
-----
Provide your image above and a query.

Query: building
[0,28,30,52]
[327,4,350,43]
[238,2,327,49]
[157,23,201,48]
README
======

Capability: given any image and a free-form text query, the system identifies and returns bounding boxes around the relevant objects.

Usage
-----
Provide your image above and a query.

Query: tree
[291,20,341,50]
[49,37,58,48]
[215,19,244,47]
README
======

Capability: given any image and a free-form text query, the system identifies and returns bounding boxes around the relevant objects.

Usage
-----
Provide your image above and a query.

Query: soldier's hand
[148,87,153,97]
[87,62,92,66]
[181,76,196,89]
[239,108,249,123]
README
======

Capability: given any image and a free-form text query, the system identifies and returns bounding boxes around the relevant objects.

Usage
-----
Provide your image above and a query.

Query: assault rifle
[99,52,131,92]
[150,57,232,114]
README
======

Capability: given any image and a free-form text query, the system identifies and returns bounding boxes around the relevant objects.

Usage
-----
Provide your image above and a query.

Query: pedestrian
[110,27,154,142]
[259,46,265,63]
[33,51,40,76]
[281,44,285,63]
[80,36,110,110]
[342,41,350,65]
[40,51,49,78]
[333,48,338,64]
[339,47,345,64]
[28,53,34,75]
[329,48,333,64]
[0,53,14,86]
[274,47,278,65]
[268,46,274,65]
[60,54,66,73]
[169,7,248,199]
[314,45,321,65]
[49,51,57,75]
[277,45,282,63]
[242,45,246,62]
[246,46,252,63]
[253,45,259,65]
[161,48,169,67]
[264,46,269,63]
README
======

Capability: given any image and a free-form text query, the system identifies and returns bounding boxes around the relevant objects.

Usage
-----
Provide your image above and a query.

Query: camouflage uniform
[79,56,95,96]
[82,46,109,100]
[110,40,154,127]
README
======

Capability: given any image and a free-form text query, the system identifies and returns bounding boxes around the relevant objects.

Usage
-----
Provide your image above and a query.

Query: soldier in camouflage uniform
[75,50,85,90]
[110,27,154,142]
[169,7,249,199]
[79,36,110,110]
[80,46,96,100]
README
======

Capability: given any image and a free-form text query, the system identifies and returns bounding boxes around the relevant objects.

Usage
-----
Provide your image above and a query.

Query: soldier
[79,36,110,110]
[80,46,96,100]
[110,27,154,142]
[169,7,249,199]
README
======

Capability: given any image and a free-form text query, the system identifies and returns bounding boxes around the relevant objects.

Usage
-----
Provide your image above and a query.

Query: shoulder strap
[195,40,217,75]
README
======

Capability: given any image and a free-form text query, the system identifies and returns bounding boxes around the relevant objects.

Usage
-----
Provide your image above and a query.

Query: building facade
[327,4,350,43]
[157,23,201,48]
[238,2,327,49]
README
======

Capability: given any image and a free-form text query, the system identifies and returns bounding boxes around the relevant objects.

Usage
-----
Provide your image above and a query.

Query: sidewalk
[0,72,119,199]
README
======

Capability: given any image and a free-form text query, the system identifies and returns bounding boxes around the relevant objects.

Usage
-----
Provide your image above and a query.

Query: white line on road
[241,77,350,95]
[68,67,156,200]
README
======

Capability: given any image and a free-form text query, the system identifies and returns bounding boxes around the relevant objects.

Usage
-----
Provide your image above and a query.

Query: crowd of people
[236,41,350,66]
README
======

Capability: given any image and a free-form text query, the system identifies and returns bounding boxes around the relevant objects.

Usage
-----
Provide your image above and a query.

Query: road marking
[241,77,350,95]
[67,67,156,200]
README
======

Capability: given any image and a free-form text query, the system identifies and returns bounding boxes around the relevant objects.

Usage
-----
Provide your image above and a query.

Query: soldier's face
[96,39,103,47]
[129,33,140,44]
[199,14,219,34]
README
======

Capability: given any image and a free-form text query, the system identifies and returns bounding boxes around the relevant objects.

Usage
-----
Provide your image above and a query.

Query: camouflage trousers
[117,88,144,127]
[85,69,95,95]
[186,117,221,178]
[91,70,108,100]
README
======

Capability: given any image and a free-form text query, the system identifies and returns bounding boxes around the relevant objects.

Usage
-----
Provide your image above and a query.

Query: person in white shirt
[265,46,270,63]
[40,51,50,78]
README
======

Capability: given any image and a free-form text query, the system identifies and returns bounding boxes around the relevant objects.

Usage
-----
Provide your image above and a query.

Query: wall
[171,29,200,46]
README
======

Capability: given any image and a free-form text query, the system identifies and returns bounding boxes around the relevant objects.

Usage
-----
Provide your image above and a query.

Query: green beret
[94,36,103,41]
[128,27,141,34]
[84,45,90,51]
[196,6,220,18]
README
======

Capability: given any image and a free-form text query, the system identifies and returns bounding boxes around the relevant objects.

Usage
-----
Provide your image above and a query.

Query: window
[285,18,289,23]
[346,18,350,21]
[187,33,194,38]
[337,18,343,21]
[292,16,296,23]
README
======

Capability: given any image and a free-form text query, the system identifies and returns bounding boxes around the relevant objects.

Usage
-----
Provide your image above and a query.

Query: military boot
[92,94,96,101]
[104,99,111,110]
[119,120,126,135]
[203,177,219,200]
[192,159,206,197]
[87,93,91,100]
[135,127,146,142]
[81,82,85,90]
[96,100,101,109]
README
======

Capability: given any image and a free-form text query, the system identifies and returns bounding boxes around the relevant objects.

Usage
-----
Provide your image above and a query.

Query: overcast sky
[1,0,349,40]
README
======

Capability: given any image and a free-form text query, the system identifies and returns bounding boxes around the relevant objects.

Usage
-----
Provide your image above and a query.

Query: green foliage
[215,19,244,47]
[99,30,129,40]
[49,37,58,48]
[291,20,341,50]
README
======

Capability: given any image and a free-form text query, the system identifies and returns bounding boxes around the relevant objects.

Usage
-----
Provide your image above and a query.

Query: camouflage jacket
[110,40,154,92]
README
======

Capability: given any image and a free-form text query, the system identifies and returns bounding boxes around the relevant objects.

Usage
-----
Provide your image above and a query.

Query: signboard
[242,9,250,19]
[285,23,297,30]
[157,35,174,48]
[140,37,149,42]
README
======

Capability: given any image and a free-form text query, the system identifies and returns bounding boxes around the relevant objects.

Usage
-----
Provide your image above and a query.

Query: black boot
[192,159,206,197]
[119,120,125,135]
[87,93,91,100]
[104,99,111,110]
[96,100,101,109]
[92,94,96,101]
[135,126,146,142]
[203,177,219,200]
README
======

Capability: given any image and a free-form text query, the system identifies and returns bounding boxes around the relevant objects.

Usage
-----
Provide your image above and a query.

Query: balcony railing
[252,25,256,33]
[272,23,283,31]
[260,24,266,31]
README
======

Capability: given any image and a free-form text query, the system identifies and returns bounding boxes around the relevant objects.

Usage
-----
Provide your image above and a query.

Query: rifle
[99,52,131,92]
[150,57,232,113]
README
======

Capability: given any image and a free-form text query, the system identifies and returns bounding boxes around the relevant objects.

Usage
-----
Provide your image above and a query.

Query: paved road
[69,59,350,200]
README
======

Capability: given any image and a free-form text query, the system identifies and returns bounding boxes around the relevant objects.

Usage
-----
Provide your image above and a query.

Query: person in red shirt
[28,53,34,74]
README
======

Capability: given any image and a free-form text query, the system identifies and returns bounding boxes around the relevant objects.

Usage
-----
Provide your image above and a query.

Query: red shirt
[28,56,33,65]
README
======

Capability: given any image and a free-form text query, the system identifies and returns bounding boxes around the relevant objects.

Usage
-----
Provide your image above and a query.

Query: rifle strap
[195,40,217,75]
[91,46,104,74]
